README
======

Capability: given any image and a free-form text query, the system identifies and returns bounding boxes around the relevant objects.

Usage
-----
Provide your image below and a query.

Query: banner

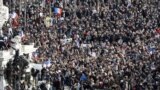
[44,16,52,27]
[52,7,62,16]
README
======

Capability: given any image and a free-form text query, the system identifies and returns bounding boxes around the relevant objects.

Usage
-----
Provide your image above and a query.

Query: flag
[53,7,62,15]
[148,47,156,54]
[19,30,25,38]
[32,52,39,61]
[80,73,87,81]
[43,59,52,68]
[19,30,26,41]
[11,12,19,28]
[11,12,18,19]
[127,0,132,7]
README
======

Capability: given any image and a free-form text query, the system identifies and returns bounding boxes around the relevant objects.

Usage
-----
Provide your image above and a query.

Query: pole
[19,0,21,15]
[50,0,52,17]
[13,0,15,10]
[9,0,11,10]
[24,1,26,31]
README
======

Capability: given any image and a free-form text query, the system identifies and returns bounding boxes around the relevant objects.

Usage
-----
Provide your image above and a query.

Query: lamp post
[19,0,22,15]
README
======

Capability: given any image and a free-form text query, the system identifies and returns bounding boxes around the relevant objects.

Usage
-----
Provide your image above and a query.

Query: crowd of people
[2,0,160,90]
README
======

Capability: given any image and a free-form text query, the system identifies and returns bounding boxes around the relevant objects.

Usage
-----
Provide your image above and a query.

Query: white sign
[60,38,72,45]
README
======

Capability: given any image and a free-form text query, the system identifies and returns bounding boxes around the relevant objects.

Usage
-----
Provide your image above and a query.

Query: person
[2,0,160,89]
[5,85,12,90]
